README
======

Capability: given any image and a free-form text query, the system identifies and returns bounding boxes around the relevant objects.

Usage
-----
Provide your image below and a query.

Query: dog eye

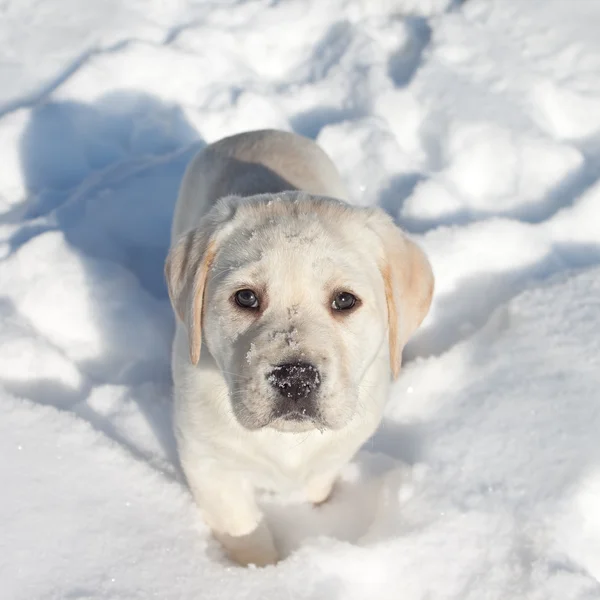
[234,289,259,309]
[332,291,357,311]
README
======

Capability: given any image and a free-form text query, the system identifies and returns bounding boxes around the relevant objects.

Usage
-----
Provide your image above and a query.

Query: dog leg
[213,520,278,568]
[185,468,279,567]
[305,473,337,506]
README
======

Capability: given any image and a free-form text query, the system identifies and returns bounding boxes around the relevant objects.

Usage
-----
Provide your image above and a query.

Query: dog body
[166,130,433,566]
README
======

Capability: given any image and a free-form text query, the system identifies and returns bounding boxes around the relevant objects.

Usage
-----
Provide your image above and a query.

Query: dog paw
[224,541,280,568]
[214,523,279,567]
[306,476,336,506]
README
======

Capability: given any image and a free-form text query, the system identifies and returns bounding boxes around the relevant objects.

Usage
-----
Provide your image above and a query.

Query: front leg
[183,461,279,567]
[305,472,338,506]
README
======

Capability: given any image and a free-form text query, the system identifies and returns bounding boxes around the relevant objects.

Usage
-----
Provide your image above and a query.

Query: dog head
[166,192,433,432]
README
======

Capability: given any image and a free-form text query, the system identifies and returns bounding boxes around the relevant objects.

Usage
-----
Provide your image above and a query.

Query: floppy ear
[165,230,217,365]
[368,212,434,379]
[165,195,240,365]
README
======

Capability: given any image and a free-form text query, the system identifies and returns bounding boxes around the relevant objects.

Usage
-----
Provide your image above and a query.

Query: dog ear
[368,211,434,379]
[165,197,239,365]
[165,229,217,365]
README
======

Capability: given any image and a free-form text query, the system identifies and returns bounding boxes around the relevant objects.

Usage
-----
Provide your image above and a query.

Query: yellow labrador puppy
[165,129,434,566]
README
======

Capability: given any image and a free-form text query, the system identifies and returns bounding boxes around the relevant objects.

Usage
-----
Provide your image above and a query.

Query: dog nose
[267,362,321,401]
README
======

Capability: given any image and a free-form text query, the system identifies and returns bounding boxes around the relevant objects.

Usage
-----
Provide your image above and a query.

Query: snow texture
[1,0,600,598]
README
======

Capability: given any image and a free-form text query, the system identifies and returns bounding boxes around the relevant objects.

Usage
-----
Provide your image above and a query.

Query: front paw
[214,522,279,567]
[306,475,336,506]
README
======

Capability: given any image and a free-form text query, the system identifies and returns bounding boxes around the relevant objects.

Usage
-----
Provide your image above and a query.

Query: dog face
[201,208,388,432]
[166,193,433,433]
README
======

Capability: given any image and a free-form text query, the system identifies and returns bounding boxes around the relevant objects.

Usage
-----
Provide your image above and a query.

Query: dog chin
[267,414,326,433]
[233,411,325,433]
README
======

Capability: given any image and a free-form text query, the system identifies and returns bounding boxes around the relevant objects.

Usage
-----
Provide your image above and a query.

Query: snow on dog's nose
[267,361,321,420]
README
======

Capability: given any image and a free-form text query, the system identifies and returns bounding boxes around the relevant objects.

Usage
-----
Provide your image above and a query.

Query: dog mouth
[282,411,310,421]
[269,404,327,431]
[279,409,315,422]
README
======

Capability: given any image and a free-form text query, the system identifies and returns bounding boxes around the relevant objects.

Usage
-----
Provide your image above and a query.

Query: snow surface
[1,0,600,598]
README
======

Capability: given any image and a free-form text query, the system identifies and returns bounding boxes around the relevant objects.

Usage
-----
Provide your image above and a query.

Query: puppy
[165,129,434,566]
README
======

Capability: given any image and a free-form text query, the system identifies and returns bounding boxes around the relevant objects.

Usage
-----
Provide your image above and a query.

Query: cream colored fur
[165,129,434,566]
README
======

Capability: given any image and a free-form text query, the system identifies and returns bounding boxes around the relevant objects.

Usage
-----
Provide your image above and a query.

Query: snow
[1,0,600,597]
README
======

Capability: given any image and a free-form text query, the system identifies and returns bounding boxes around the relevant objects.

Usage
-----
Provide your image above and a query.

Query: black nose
[267,362,321,419]
[268,362,321,399]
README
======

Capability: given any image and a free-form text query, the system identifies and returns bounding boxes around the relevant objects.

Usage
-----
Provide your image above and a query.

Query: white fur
[165,130,433,566]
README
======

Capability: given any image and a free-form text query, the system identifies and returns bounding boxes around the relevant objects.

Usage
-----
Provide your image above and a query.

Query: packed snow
[1,0,600,598]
